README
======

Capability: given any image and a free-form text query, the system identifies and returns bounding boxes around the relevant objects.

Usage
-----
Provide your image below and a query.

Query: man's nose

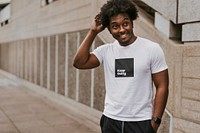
[119,25,125,33]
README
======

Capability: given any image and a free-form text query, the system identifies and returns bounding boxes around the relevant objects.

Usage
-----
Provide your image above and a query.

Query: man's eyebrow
[110,22,117,25]
[123,17,129,20]
[110,16,130,25]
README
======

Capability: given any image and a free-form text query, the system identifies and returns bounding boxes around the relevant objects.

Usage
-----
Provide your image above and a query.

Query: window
[41,0,57,7]
[0,1,11,27]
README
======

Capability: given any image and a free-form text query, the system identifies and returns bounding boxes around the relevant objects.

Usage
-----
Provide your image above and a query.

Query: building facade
[0,0,200,132]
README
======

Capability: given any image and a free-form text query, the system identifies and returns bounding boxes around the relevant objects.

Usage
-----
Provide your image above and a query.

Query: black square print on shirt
[115,58,134,77]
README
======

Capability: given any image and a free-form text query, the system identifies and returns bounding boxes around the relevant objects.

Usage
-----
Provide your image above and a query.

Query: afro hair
[100,0,138,28]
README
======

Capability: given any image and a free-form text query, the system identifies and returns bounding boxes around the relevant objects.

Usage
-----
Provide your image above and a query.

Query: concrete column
[79,30,91,106]
[75,32,80,102]
[43,37,48,88]
[50,35,56,92]
[36,38,41,86]
[47,36,50,90]
[155,12,181,40]
[57,34,66,95]
[182,22,200,42]
[93,36,105,111]
[40,38,43,87]
[65,33,69,97]
[55,35,58,93]
[67,32,77,100]
[33,38,38,84]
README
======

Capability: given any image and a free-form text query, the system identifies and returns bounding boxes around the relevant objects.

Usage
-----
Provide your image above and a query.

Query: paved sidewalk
[0,75,99,133]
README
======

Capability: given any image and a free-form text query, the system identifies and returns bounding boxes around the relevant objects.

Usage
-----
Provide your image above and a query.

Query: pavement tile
[0,123,19,133]
[0,111,10,124]
[41,114,75,126]
[53,124,99,133]
[13,119,49,131]
[0,75,99,133]
[8,113,39,123]
[19,126,57,133]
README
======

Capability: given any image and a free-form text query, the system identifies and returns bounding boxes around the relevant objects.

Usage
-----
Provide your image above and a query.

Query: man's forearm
[153,87,169,119]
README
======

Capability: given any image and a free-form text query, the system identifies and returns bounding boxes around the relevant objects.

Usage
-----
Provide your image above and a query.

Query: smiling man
[73,0,169,133]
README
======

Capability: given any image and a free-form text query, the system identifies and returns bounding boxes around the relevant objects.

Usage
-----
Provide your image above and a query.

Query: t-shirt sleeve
[91,45,106,64]
[150,43,168,74]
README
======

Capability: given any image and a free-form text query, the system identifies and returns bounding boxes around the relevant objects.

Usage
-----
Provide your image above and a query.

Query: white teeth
[120,34,127,38]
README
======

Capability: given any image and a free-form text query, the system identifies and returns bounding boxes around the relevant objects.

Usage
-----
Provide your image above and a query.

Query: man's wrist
[152,117,161,125]
[89,29,98,35]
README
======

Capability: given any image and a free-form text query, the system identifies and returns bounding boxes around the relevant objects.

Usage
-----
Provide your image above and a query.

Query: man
[73,0,169,133]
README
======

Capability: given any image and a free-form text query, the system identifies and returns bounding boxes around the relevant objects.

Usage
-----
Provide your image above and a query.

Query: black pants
[100,115,155,133]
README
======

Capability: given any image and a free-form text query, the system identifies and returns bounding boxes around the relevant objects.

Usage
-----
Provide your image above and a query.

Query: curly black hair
[100,0,138,28]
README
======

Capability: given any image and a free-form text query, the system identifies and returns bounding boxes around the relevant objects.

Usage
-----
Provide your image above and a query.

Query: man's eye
[112,25,118,29]
[123,22,128,26]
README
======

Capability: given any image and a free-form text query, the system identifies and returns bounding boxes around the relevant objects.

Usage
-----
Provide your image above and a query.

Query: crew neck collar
[116,36,139,49]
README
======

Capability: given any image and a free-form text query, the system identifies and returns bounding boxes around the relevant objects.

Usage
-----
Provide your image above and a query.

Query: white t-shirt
[92,37,168,121]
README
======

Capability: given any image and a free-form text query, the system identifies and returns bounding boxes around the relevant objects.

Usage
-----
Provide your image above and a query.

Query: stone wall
[140,0,200,42]
[0,30,105,111]
[0,0,92,43]
[174,43,200,133]
[134,8,200,132]
[1,0,200,132]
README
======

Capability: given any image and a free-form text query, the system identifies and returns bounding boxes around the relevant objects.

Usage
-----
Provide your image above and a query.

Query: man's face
[108,13,135,46]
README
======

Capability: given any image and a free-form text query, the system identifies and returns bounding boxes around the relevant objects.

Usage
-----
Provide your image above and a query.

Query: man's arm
[73,14,105,69]
[151,69,169,132]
